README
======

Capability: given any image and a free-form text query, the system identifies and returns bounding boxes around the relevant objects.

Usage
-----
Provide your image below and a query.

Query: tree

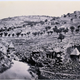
[4,32,8,37]
[45,19,48,22]
[53,26,58,33]
[47,31,50,35]
[0,33,3,37]
[0,28,4,32]
[58,33,65,42]
[23,24,26,27]
[55,26,57,29]
[40,21,44,25]
[50,31,53,35]
[12,34,15,37]
[40,32,43,35]
[71,18,73,22]
[37,32,40,36]
[75,28,79,33]
[30,24,33,28]
[55,29,59,34]
[42,30,45,33]
[77,25,80,29]
[45,26,51,31]
[55,22,60,25]
[27,32,30,35]
[4,27,7,31]
[21,34,23,37]
[58,28,63,34]
[74,11,77,14]
[45,27,48,31]
[54,29,61,34]
[47,26,51,29]
[47,31,53,35]
[16,32,20,37]
[63,14,66,18]
[67,13,71,17]
[32,32,37,36]
[8,34,10,37]
[51,17,56,21]
[63,28,69,34]
[70,26,75,34]
[74,14,77,18]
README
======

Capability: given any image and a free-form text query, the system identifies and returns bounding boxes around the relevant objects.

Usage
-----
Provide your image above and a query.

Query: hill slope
[0,11,80,60]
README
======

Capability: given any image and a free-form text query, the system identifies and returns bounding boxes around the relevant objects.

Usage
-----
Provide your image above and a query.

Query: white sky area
[0,1,80,19]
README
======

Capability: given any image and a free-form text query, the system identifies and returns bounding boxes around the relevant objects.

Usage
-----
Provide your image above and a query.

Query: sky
[0,1,80,19]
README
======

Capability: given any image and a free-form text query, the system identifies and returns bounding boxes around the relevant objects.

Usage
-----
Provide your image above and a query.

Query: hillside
[0,11,80,61]
[0,11,80,79]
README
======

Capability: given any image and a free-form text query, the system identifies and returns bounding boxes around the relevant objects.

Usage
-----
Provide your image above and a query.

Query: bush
[58,33,65,42]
